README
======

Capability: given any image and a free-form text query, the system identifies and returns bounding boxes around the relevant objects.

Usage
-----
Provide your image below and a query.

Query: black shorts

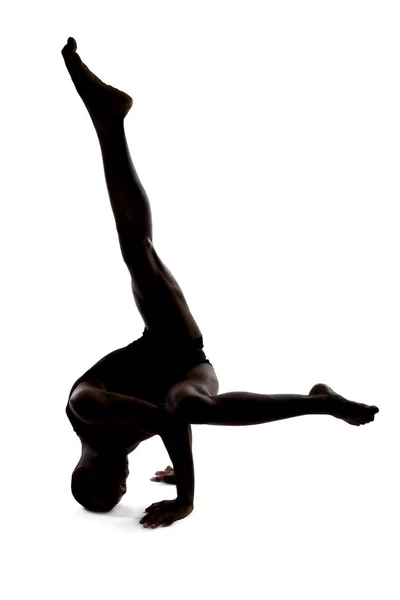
[65,328,212,449]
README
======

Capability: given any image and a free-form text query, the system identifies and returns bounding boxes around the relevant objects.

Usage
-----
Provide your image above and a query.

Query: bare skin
[151,465,176,484]
[150,382,377,486]
[62,37,379,528]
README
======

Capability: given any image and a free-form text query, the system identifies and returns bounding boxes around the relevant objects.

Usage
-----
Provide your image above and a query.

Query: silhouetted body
[62,38,379,528]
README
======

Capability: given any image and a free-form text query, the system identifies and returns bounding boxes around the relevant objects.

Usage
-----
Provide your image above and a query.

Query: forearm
[161,422,194,505]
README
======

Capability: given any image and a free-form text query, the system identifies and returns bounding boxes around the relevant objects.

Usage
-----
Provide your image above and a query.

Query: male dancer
[62,38,379,529]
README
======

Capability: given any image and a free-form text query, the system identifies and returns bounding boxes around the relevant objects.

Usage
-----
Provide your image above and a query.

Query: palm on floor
[150,465,176,484]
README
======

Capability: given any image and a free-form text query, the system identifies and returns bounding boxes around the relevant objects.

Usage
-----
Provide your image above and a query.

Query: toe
[62,38,77,59]
[67,37,77,51]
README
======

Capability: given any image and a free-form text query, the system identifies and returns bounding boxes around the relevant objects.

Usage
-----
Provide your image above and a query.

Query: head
[71,441,129,512]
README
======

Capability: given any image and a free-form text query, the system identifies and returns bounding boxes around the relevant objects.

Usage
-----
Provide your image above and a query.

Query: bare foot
[61,37,133,123]
[309,383,379,426]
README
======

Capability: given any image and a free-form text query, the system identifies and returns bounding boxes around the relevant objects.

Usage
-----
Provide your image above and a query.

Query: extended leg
[62,37,201,337]
[74,379,378,432]
[62,37,151,240]
[175,383,379,427]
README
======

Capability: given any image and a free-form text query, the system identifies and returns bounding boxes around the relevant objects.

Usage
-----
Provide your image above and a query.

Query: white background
[1,1,399,599]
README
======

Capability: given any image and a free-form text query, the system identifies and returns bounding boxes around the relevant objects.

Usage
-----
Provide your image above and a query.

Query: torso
[68,330,213,454]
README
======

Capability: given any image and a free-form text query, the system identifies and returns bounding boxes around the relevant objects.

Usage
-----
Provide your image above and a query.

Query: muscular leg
[174,383,379,427]
[62,37,201,338]
[69,382,175,435]
[76,375,378,430]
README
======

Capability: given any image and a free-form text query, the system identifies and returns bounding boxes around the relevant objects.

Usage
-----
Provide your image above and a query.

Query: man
[62,37,379,529]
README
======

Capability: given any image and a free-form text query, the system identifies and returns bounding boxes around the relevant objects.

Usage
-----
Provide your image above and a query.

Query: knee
[164,383,193,416]
[68,389,103,423]
[164,383,210,420]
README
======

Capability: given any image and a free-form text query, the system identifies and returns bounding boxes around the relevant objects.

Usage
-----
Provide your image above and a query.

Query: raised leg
[175,383,379,427]
[61,38,149,236]
[62,37,201,337]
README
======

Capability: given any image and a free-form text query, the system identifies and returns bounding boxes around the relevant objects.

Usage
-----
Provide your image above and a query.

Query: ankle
[94,117,125,138]
[309,394,336,415]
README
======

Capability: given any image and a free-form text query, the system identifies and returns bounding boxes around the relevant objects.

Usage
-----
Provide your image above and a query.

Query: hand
[150,465,176,485]
[139,499,193,528]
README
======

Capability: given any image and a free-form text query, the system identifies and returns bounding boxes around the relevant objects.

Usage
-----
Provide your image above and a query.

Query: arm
[139,420,195,527]
[160,422,194,506]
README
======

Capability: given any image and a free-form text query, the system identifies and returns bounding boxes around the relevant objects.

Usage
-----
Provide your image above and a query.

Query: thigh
[164,362,219,414]
[70,379,106,399]
[66,380,154,453]
[124,237,202,339]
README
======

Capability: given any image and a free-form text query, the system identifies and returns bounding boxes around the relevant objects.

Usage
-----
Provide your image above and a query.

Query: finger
[141,511,159,527]
[150,514,170,529]
[140,506,163,524]
[150,477,161,482]
[165,466,173,471]
[143,509,168,528]
[139,512,153,524]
